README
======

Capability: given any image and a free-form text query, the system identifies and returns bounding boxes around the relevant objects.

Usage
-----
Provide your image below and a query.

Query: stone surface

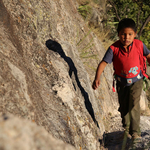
[0,113,76,150]
[0,0,110,149]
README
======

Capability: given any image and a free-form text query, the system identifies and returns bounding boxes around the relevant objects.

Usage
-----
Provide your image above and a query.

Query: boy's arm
[146,53,150,64]
[92,61,108,90]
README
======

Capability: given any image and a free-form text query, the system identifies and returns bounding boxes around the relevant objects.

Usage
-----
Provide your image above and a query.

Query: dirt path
[101,114,150,150]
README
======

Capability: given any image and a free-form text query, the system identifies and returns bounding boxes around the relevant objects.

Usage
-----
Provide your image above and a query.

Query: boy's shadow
[45,39,99,128]
[102,131,149,149]
[102,131,131,150]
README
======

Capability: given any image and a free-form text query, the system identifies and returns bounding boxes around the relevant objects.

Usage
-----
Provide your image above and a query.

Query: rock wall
[0,0,121,149]
[0,113,76,150]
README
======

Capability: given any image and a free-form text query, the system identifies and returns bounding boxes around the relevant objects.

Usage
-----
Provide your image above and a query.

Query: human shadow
[103,130,150,150]
[102,131,132,150]
[45,39,99,128]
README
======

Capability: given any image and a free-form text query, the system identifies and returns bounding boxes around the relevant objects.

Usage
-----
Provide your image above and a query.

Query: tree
[106,0,150,49]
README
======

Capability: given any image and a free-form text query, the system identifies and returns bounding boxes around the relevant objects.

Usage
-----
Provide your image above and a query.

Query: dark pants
[116,79,143,136]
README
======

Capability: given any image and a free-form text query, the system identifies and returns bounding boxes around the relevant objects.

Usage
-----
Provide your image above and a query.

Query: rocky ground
[1,113,150,150]
[102,114,150,150]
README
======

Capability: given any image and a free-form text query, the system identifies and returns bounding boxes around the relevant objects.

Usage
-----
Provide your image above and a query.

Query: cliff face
[0,113,76,150]
[0,0,122,149]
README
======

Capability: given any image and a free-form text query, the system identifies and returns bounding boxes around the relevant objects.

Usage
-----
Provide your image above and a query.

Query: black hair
[117,18,137,33]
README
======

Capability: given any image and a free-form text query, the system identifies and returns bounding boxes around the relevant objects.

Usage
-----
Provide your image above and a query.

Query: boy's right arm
[92,61,108,90]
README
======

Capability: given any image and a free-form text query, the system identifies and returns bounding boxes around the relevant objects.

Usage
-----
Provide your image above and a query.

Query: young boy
[92,18,150,142]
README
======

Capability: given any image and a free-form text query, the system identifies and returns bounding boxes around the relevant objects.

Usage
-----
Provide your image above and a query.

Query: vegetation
[77,0,150,49]
[77,0,113,49]
[106,0,150,49]
[77,4,92,20]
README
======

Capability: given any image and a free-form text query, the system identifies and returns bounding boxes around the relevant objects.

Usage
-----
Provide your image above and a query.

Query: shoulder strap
[134,39,150,79]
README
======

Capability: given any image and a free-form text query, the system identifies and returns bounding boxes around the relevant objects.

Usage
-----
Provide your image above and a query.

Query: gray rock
[0,0,109,149]
[0,113,76,150]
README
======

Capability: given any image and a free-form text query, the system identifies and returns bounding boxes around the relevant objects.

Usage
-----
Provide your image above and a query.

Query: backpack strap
[134,39,150,80]
[112,75,116,92]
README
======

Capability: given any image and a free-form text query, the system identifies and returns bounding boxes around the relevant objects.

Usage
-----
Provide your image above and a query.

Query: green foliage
[143,78,149,91]
[77,29,92,46]
[106,0,150,49]
[140,22,150,49]
[93,0,100,4]
[76,29,97,59]
[78,4,92,19]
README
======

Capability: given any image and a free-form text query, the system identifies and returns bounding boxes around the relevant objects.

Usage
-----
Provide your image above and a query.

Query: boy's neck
[120,41,133,52]
[123,46,129,52]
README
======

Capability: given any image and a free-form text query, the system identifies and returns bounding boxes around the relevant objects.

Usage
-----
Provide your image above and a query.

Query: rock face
[0,113,76,150]
[0,0,149,149]
[0,0,116,149]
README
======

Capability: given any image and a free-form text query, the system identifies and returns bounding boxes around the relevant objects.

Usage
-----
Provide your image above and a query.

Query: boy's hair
[117,18,137,33]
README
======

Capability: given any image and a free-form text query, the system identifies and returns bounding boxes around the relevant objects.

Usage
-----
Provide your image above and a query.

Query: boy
[92,18,150,142]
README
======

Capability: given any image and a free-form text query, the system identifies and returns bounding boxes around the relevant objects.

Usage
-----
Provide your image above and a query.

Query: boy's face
[118,28,136,48]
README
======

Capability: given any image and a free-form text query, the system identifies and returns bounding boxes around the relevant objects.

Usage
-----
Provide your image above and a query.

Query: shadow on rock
[45,39,99,128]
[102,131,132,150]
[102,131,150,150]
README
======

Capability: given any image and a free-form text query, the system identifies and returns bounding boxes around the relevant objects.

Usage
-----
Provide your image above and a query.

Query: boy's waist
[115,71,143,86]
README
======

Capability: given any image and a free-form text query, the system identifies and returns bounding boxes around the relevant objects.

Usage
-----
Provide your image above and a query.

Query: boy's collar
[119,40,133,48]
[119,40,134,53]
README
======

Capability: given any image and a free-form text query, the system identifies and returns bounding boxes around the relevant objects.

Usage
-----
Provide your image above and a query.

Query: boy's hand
[92,61,107,90]
[92,79,100,90]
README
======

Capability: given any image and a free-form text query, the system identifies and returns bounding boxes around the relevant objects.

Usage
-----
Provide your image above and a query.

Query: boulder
[0,113,76,150]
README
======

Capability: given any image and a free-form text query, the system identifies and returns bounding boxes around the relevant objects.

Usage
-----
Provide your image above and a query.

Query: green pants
[116,79,143,136]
